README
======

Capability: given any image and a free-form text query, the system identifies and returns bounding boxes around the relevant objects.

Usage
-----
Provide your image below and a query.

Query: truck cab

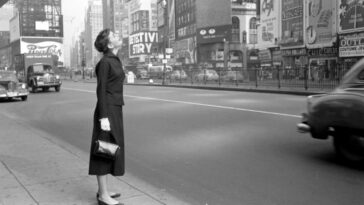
[27,63,62,92]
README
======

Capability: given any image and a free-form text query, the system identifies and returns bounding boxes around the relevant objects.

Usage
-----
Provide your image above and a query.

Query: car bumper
[297,113,310,133]
[0,91,29,98]
[35,82,62,87]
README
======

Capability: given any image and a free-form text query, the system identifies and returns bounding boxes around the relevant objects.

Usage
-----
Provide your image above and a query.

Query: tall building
[0,3,13,69]
[9,0,64,66]
[85,0,103,67]
[174,0,257,71]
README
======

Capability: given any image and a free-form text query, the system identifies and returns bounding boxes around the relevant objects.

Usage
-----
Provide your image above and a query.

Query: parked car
[297,58,364,165]
[170,70,188,80]
[0,71,28,101]
[194,69,219,81]
[221,71,244,81]
[136,68,149,79]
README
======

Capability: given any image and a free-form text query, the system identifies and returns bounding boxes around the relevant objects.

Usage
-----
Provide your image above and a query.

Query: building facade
[8,0,64,67]
[85,0,103,68]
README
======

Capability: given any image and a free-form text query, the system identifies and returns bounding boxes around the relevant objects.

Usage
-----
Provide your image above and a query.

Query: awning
[0,0,9,8]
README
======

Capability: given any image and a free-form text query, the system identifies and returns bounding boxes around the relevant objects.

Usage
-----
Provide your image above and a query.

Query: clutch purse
[93,139,120,160]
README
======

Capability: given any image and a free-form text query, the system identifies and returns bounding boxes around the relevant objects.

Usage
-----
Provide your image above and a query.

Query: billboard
[129,31,158,57]
[338,0,364,33]
[197,25,232,44]
[281,0,304,47]
[9,13,20,43]
[20,37,64,65]
[339,32,364,57]
[305,0,336,48]
[258,0,280,48]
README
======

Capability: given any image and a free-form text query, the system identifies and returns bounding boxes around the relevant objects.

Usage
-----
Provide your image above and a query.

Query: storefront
[307,47,338,81]
[339,32,364,70]
[281,48,307,79]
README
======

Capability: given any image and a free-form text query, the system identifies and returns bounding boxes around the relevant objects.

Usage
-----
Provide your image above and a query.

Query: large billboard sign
[258,0,280,48]
[129,31,158,57]
[197,25,231,44]
[281,0,304,47]
[338,0,364,33]
[305,0,336,48]
[9,13,20,43]
[20,37,64,65]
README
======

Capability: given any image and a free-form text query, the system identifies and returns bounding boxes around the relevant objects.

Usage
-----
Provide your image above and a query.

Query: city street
[0,81,363,205]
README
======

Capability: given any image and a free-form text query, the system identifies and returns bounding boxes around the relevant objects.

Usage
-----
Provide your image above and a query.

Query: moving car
[297,59,364,165]
[27,63,62,92]
[0,71,28,101]
[194,69,219,81]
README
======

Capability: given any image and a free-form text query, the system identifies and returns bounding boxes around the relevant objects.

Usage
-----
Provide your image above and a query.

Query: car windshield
[33,64,54,73]
[0,72,18,82]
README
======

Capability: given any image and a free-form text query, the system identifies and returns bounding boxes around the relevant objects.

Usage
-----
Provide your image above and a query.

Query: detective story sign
[129,31,158,57]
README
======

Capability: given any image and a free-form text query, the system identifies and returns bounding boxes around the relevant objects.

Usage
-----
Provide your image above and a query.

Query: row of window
[176,0,195,15]
[176,12,195,27]
[177,24,196,39]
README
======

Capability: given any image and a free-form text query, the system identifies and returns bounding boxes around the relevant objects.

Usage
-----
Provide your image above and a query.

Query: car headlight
[21,83,27,89]
[56,75,60,79]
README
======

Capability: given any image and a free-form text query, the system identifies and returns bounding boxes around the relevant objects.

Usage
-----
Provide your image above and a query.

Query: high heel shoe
[96,192,121,198]
[97,198,123,205]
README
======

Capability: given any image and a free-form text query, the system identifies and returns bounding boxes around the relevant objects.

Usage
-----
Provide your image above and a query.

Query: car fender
[308,93,364,137]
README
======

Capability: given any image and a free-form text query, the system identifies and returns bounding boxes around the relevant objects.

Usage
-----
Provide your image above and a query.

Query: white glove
[100,118,111,131]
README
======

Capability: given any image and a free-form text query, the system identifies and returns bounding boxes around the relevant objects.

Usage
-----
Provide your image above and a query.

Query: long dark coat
[89,51,125,176]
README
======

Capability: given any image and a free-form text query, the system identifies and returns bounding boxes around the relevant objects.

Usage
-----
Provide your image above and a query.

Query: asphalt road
[1,81,363,205]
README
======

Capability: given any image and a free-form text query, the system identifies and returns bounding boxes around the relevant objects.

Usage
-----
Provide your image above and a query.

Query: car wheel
[21,96,28,101]
[333,129,364,165]
[31,83,37,93]
[55,86,61,92]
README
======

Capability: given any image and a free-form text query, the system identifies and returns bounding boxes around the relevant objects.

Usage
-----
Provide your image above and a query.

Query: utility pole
[161,0,168,85]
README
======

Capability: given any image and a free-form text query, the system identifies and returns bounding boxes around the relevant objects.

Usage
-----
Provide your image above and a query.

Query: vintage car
[0,71,28,101]
[297,59,364,164]
[27,63,62,92]
[194,69,219,81]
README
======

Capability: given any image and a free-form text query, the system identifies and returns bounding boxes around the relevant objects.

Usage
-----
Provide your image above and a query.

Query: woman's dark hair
[94,28,111,54]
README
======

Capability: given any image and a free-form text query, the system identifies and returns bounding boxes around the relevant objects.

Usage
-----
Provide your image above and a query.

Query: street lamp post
[161,0,168,85]
[82,40,86,80]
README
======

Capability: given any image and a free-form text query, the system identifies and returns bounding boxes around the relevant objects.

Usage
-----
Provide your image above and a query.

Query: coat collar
[104,50,120,61]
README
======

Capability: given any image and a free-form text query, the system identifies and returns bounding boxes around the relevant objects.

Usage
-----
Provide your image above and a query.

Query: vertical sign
[306,0,336,48]
[281,0,304,47]
[258,0,279,48]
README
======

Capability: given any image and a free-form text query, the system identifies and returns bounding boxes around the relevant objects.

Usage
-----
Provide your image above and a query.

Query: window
[232,16,240,42]
[249,17,257,44]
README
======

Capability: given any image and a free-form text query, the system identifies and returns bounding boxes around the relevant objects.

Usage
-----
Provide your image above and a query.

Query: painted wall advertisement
[338,0,364,33]
[258,0,279,48]
[281,0,304,47]
[20,37,64,65]
[339,32,364,57]
[129,31,158,57]
[306,0,336,48]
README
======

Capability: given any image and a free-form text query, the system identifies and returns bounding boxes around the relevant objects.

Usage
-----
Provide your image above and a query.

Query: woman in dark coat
[89,28,125,205]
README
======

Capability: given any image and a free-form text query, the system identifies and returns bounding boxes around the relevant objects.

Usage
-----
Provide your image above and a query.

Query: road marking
[63,87,301,118]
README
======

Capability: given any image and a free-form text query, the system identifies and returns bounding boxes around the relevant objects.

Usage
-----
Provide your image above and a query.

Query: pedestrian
[89,28,125,205]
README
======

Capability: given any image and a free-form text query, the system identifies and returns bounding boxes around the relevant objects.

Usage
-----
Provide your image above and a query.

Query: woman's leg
[97,175,118,204]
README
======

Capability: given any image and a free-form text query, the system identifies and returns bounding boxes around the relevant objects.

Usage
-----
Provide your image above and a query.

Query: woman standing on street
[89,28,125,205]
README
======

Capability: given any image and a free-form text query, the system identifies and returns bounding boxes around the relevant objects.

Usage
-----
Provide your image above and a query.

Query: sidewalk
[0,111,190,205]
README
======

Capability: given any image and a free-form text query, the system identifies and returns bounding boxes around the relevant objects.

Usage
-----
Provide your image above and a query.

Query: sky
[62,0,88,67]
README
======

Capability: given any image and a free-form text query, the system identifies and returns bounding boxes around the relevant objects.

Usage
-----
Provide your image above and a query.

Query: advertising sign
[20,37,64,65]
[197,25,232,44]
[306,0,336,48]
[258,0,279,48]
[281,0,304,47]
[339,32,364,57]
[338,0,364,33]
[175,37,196,64]
[9,13,20,43]
[129,31,158,57]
